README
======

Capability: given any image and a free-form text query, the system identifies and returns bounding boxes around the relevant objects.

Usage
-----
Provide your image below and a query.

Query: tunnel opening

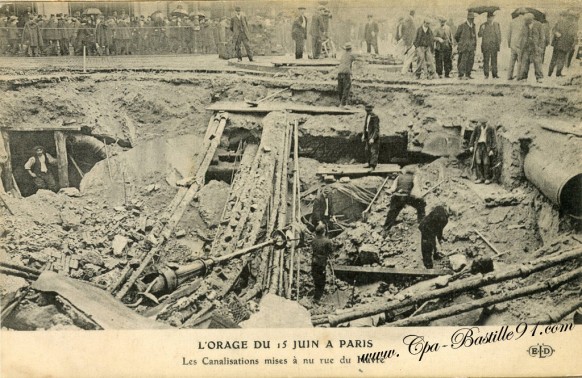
[561,173,582,217]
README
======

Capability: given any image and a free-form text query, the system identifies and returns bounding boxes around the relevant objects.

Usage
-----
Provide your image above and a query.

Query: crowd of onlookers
[0,9,278,57]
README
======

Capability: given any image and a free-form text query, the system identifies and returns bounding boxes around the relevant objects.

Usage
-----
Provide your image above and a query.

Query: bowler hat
[235,6,241,11]
[365,104,374,110]
[343,42,352,50]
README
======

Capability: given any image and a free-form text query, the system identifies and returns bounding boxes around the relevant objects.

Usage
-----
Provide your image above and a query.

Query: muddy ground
[0,56,580,330]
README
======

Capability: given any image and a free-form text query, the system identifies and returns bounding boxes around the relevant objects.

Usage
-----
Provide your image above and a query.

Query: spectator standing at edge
[364,14,379,54]
[434,17,453,78]
[292,7,308,59]
[518,13,544,83]
[414,18,436,80]
[507,11,526,80]
[478,12,501,79]
[455,11,476,80]
[400,10,417,75]
[311,5,325,59]
[548,12,577,77]
[230,6,253,62]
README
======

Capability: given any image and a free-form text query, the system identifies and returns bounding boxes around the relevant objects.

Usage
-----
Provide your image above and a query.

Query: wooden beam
[333,265,451,277]
[1,130,13,193]
[206,101,362,115]
[0,126,81,132]
[54,131,69,188]
[317,164,401,177]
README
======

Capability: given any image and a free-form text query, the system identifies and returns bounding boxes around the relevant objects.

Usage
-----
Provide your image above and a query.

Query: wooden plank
[0,126,81,131]
[54,131,69,188]
[317,164,401,177]
[206,101,361,115]
[541,124,582,138]
[334,265,451,277]
[1,130,13,193]
[272,59,339,67]
[31,271,171,330]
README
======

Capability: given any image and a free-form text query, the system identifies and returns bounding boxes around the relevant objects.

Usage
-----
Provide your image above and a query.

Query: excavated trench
[1,71,581,330]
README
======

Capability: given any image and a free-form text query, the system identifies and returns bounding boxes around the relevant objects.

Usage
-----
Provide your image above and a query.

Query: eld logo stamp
[527,344,555,358]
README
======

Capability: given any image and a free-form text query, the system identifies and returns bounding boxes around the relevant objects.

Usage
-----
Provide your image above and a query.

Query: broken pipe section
[524,147,582,217]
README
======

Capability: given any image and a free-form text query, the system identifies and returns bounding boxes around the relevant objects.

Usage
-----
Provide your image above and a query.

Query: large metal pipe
[524,147,582,217]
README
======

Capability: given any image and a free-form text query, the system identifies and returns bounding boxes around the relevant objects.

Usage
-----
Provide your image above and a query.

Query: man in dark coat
[362,104,380,170]
[311,223,334,301]
[518,13,544,82]
[311,187,334,230]
[24,145,58,193]
[414,18,436,79]
[310,6,325,59]
[548,13,577,77]
[455,11,476,79]
[383,166,426,232]
[291,7,308,59]
[418,205,448,269]
[469,118,497,184]
[434,18,453,78]
[230,6,253,61]
[400,10,417,74]
[478,12,501,78]
[22,15,43,57]
[364,14,379,54]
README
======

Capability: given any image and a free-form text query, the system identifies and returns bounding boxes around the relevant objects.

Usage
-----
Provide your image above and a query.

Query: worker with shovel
[311,223,335,301]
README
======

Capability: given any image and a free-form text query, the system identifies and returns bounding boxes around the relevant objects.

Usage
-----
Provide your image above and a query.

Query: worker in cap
[469,118,497,184]
[364,13,379,54]
[311,221,334,301]
[383,165,426,233]
[292,6,308,59]
[478,10,501,79]
[337,42,363,107]
[24,145,58,193]
[231,6,253,61]
[362,104,380,170]
[454,11,477,79]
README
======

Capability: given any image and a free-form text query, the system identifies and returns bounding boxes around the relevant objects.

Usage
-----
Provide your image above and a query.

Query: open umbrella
[468,5,500,15]
[511,7,545,22]
[171,8,188,17]
[83,8,102,16]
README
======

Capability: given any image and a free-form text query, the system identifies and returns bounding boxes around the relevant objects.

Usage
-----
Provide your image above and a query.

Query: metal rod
[68,155,84,178]
[288,120,299,298]
[474,229,503,256]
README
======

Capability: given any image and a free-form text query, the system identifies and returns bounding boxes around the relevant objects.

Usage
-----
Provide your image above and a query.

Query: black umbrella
[511,7,545,22]
[468,6,500,15]
[83,8,102,16]
[171,8,188,17]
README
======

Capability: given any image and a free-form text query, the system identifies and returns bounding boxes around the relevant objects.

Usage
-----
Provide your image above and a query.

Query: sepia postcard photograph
[0,0,580,376]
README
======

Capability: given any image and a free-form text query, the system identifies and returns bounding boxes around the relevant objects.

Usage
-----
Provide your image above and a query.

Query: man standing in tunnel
[469,119,497,184]
[24,145,58,193]
[362,104,380,170]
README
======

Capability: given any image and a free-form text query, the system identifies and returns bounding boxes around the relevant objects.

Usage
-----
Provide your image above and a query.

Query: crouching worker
[383,166,426,232]
[418,205,449,269]
[24,145,58,193]
[311,223,334,301]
